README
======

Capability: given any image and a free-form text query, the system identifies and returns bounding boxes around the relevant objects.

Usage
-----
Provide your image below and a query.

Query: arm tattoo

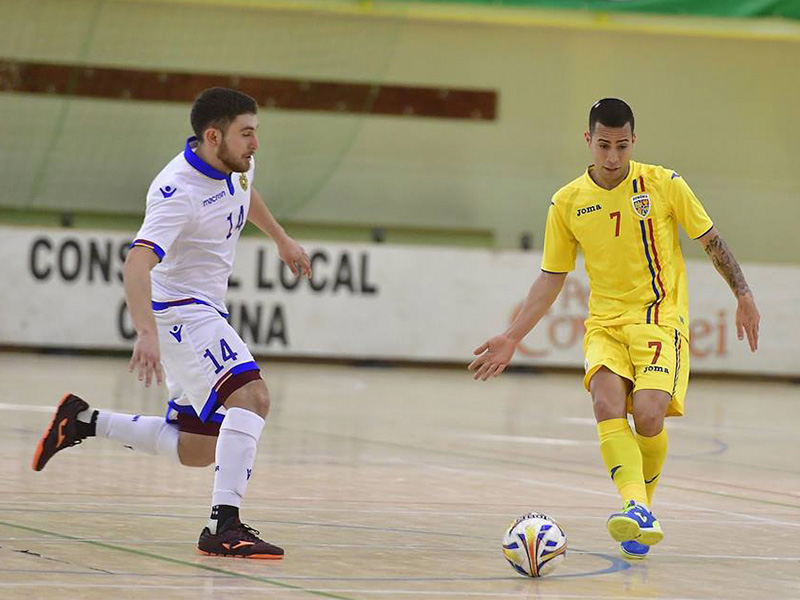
[703,236,751,297]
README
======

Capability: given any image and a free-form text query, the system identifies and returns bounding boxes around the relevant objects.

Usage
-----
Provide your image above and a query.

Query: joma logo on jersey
[576,204,602,217]
[203,190,227,207]
[643,365,670,374]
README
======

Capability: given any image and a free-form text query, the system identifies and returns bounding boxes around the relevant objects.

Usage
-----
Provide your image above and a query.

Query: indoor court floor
[0,351,798,599]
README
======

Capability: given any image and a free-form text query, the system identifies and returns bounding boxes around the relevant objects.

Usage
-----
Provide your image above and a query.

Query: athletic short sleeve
[667,172,713,239]
[131,186,194,261]
[541,199,578,273]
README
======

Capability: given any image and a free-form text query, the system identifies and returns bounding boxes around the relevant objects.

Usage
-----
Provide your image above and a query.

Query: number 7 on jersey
[610,211,621,237]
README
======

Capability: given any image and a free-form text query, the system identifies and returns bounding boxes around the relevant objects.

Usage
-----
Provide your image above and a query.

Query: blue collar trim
[183,137,235,194]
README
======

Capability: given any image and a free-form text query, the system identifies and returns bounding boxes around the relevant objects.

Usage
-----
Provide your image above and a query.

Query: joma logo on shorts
[576,204,602,217]
[643,365,670,374]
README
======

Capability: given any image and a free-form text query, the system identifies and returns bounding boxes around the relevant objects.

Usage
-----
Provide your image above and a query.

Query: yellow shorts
[583,323,690,417]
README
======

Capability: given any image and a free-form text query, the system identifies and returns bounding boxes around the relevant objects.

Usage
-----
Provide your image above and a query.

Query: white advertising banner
[0,226,797,376]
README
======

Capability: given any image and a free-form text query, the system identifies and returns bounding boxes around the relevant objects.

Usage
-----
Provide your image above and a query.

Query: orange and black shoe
[32,393,92,471]
[198,518,284,559]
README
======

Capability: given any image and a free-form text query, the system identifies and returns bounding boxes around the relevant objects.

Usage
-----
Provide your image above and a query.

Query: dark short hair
[190,87,258,139]
[589,98,634,134]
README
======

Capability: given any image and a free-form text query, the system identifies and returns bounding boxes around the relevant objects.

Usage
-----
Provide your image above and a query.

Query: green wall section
[394,0,800,20]
[0,0,798,263]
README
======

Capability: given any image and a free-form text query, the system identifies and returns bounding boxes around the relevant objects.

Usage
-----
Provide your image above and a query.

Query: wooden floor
[0,351,798,599]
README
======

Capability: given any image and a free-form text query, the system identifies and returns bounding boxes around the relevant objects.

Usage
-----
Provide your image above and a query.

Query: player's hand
[129,331,163,387]
[736,292,760,352]
[468,333,517,381]
[277,237,312,279]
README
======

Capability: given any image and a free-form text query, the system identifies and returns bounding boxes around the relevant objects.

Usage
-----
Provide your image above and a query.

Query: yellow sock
[636,428,668,506]
[597,418,648,507]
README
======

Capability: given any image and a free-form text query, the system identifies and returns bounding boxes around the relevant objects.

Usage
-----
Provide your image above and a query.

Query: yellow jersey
[541,161,713,340]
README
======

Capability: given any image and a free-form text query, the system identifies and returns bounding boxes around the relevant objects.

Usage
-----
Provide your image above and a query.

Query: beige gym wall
[0,0,796,262]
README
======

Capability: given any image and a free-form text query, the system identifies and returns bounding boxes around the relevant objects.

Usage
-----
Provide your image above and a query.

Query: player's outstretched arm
[248,186,312,278]
[123,247,163,387]
[469,271,567,381]
[697,227,760,352]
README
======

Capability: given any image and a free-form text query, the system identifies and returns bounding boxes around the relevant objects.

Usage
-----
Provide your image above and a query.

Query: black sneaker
[198,517,284,559]
[32,393,90,471]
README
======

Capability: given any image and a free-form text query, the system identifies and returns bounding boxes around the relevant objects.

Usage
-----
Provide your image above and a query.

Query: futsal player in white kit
[32,87,311,559]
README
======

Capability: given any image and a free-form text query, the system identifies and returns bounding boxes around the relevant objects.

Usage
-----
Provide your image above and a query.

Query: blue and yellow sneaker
[606,500,663,545]
[620,539,650,559]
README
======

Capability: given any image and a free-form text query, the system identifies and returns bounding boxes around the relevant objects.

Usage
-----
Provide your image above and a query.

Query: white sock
[208,407,265,533]
[95,411,179,462]
[76,407,95,423]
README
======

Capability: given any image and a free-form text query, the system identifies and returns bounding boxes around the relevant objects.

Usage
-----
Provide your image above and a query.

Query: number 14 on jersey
[226,206,245,239]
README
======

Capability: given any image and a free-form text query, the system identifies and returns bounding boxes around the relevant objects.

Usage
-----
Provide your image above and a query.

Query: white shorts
[155,301,260,424]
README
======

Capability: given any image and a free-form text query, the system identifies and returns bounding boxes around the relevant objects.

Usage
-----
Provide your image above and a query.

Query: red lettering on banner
[511,302,549,357]
[509,277,730,363]
[549,315,584,349]
[510,308,587,358]
[689,310,728,359]
[716,310,727,356]
[559,278,588,309]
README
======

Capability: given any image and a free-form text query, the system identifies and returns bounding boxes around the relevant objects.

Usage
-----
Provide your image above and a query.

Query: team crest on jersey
[631,193,651,219]
[239,173,248,191]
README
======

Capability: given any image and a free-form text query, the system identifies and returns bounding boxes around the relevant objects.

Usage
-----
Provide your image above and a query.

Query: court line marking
[0,504,790,530]
[0,501,782,525]
[465,431,731,458]
[3,581,797,600]
[468,434,597,447]
[467,431,730,457]
[0,520,355,600]
[2,545,796,564]
[1,491,795,514]
[7,507,794,576]
[556,416,797,436]
[268,424,800,510]
[4,401,795,439]
[5,535,797,559]
[453,433,800,497]
[0,567,625,582]
[557,416,800,475]
[0,517,629,582]
[424,463,800,531]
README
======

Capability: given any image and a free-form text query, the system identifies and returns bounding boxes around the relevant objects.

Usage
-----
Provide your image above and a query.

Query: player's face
[218,113,259,173]
[585,122,635,186]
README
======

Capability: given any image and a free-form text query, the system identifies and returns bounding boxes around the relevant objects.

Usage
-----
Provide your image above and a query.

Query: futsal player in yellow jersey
[469,98,760,559]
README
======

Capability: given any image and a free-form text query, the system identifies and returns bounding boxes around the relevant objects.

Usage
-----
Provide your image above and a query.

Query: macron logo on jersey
[159,185,177,198]
[203,190,227,207]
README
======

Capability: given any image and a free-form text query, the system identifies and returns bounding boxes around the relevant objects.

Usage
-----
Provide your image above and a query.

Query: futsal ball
[502,512,567,577]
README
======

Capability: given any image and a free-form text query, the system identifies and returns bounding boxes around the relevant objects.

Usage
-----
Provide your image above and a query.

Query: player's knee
[240,383,270,418]
[633,408,664,437]
[225,381,270,418]
[632,391,669,436]
[251,386,270,418]
[589,368,629,421]
[591,392,626,421]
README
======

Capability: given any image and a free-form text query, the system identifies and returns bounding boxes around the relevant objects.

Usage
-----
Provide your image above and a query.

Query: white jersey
[132,137,254,315]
